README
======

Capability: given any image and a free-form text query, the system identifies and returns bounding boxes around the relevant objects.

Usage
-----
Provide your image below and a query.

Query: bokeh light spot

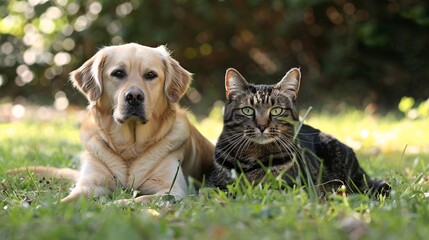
[54,91,69,111]
[326,7,344,25]
[200,43,213,56]
[89,2,102,15]
[343,3,356,15]
[116,2,133,17]
[74,15,89,32]
[63,38,75,51]
[111,36,124,45]
[184,47,197,59]
[186,87,202,103]
[16,65,34,84]
[39,17,56,34]
[46,6,63,19]
[1,42,14,54]
[62,24,74,36]
[67,3,79,15]
[11,104,26,119]
[23,49,37,65]
[54,52,71,66]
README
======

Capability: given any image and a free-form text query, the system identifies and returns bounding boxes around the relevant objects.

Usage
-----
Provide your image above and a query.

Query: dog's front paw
[111,194,166,206]
[61,185,110,202]
[111,198,135,206]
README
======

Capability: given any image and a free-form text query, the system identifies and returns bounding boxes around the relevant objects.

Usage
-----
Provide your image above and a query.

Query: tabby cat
[209,68,390,197]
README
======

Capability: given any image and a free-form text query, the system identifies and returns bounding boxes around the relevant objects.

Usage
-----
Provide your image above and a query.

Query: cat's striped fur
[208,68,390,197]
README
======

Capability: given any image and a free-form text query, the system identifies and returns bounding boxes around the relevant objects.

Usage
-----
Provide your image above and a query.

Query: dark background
[0,0,428,116]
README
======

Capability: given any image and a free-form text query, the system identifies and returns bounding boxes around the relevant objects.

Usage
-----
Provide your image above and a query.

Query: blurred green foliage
[399,96,429,119]
[0,0,428,115]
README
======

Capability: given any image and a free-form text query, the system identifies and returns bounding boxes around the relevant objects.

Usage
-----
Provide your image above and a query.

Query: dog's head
[70,43,192,124]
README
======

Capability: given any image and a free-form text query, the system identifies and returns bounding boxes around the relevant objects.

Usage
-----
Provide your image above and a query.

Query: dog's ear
[159,46,192,103]
[69,52,107,102]
[275,68,301,101]
[225,68,249,100]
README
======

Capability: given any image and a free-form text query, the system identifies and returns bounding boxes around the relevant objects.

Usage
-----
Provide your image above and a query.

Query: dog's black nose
[125,89,144,106]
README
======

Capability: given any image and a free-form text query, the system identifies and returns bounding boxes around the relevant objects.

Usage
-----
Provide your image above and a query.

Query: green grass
[1,106,428,240]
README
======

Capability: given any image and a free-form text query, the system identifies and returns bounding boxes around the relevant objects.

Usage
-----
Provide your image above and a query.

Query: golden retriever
[10,43,214,204]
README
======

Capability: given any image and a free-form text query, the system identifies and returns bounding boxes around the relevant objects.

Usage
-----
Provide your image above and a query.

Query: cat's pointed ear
[225,68,249,100]
[276,68,301,100]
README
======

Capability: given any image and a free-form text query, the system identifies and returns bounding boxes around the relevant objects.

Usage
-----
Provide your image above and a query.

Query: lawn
[0,104,428,240]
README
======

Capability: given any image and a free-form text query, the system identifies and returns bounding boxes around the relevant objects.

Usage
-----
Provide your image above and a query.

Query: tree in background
[0,0,428,115]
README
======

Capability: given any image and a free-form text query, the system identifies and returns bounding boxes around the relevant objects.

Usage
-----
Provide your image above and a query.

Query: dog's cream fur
[11,43,214,204]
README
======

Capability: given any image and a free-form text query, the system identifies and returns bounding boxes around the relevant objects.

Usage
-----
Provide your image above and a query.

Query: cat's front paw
[371,180,391,198]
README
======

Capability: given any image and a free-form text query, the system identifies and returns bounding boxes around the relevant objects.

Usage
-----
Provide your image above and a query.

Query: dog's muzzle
[125,89,144,106]
[121,89,148,123]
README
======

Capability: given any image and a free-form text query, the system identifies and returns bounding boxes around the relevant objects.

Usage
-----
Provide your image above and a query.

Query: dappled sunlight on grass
[0,113,81,168]
[305,110,429,155]
[1,121,79,142]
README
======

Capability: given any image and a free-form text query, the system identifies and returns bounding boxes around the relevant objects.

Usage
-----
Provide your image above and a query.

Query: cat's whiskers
[276,134,304,162]
[275,137,296,158]
[216,134,247,165]
[215,132,243,145]
[216,133,243,153]
[272,136,286,158]
[235,136,253,160]
[279,135,303,154]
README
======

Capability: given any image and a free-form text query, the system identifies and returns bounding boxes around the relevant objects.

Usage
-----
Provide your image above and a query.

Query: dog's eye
[144,71,157,80]
[111,70,127,79]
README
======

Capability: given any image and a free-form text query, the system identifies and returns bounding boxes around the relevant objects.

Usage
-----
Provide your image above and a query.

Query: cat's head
[223,68,301,145]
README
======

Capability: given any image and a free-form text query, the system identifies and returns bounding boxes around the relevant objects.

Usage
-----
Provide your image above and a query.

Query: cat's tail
[7,166,80,181]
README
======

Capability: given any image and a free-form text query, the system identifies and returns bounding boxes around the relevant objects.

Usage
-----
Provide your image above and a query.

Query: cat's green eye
[270,107,283,116]
[241,107,255,116]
